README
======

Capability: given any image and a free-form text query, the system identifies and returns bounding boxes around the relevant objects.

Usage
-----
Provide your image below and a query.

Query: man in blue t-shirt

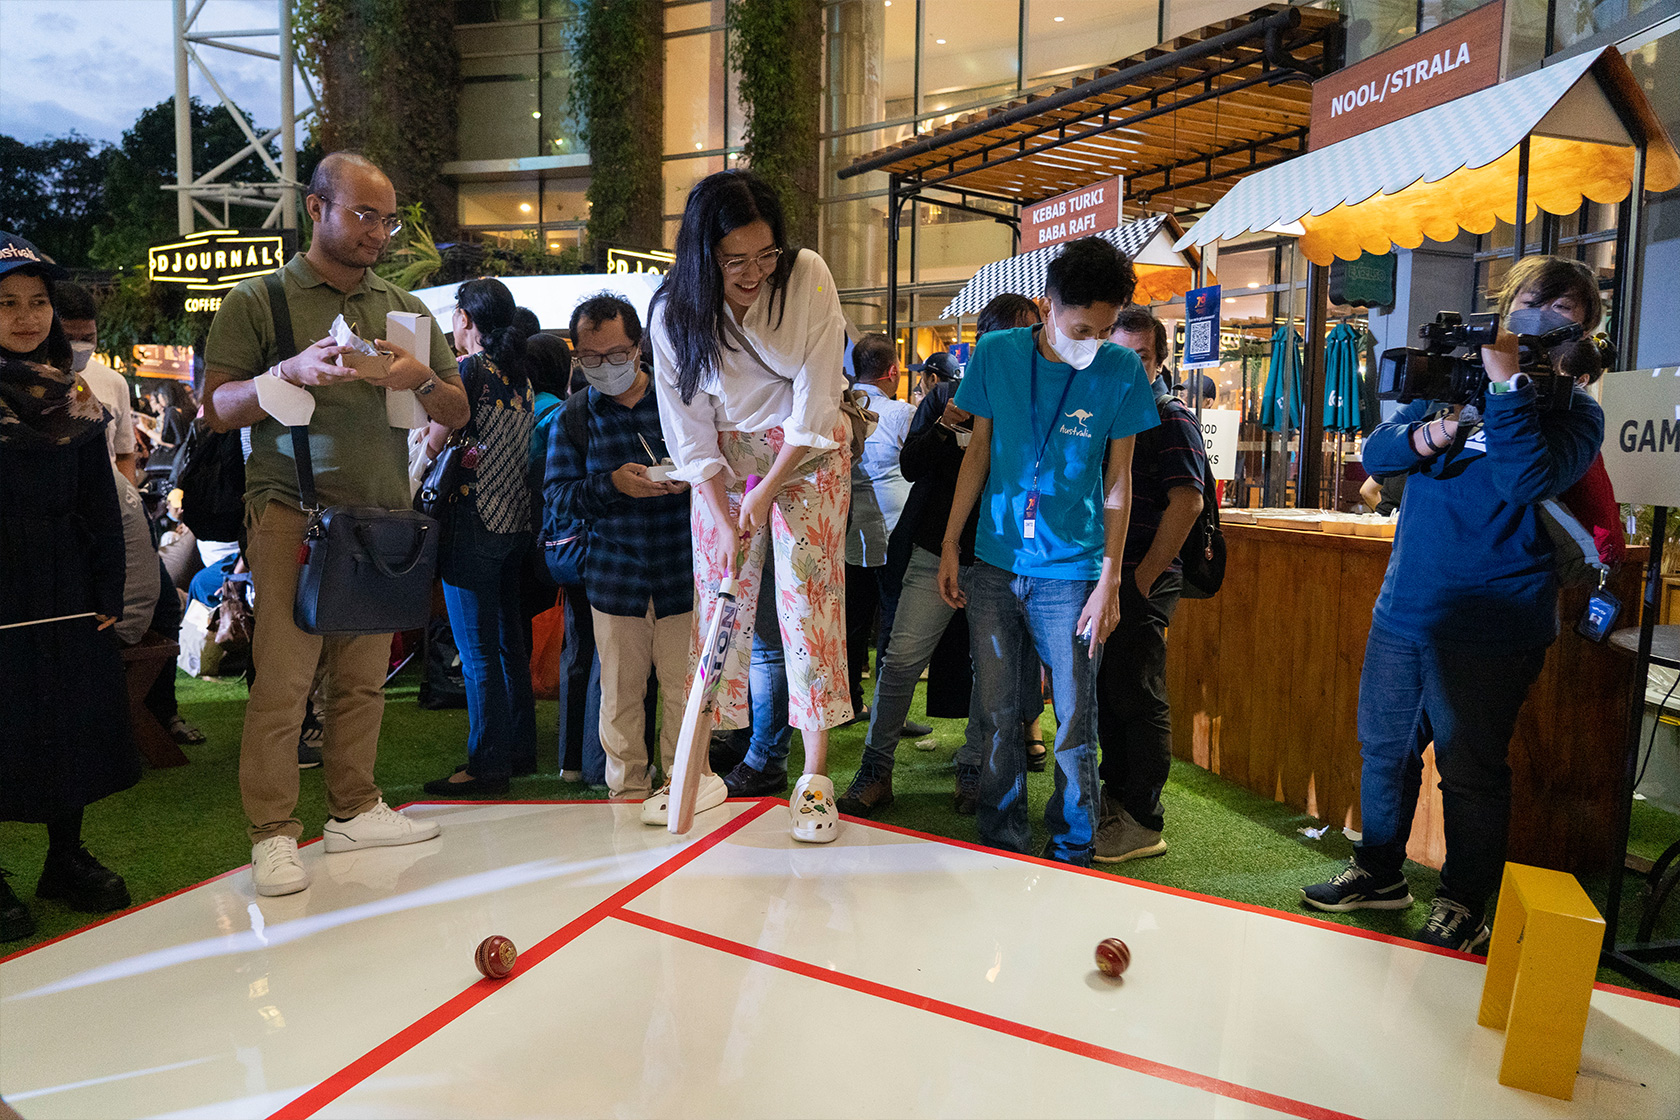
[939,237,1159,865]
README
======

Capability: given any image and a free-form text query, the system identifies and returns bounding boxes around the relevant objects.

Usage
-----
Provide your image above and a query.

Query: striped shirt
[543,384,693,618]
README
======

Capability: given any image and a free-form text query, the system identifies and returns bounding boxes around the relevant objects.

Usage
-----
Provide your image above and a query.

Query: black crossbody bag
[263,273,440,635]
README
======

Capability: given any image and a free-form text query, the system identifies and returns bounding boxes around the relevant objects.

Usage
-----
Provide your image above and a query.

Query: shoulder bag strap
[263,270,318,512]
[718,312,787,382]
[562,389,591,456]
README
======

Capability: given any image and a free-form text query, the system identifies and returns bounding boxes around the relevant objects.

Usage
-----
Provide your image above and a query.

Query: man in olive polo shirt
[204,151,470,896]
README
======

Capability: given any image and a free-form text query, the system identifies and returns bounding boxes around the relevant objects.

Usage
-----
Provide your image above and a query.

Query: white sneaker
[790,774,840,844]
[322,800,441,853]
[251,837,310,896]
[640,773,727,825]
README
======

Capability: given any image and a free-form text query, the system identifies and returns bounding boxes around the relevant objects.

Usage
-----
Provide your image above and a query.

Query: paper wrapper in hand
[330,314,392,380]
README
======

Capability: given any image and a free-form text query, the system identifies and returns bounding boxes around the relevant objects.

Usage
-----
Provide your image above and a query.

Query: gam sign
[149,229,293,292]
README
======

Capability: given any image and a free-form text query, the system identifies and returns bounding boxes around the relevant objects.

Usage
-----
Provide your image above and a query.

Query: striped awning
[937,214,1198,318]
[1174,46,1680,264]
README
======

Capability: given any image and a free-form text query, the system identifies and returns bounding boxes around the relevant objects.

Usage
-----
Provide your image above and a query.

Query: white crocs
[640,772,727,826]
[790,774,840,843]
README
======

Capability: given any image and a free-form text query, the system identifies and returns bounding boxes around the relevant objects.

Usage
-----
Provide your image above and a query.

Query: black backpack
[1158,396,1225,600]
[540,391,592,586]
[171,419,246,543]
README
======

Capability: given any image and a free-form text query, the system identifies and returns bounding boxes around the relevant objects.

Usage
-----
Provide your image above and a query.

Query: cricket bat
[667,476,761,834]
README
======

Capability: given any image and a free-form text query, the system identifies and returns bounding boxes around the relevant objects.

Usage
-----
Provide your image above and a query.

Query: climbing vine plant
[730,0,823,248]
[293,0,460,237]
[570,0,665,255]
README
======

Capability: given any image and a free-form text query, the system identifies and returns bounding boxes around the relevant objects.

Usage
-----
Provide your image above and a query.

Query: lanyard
[1029,329,1080,489]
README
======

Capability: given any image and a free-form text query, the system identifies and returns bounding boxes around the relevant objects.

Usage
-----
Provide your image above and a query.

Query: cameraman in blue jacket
[1301,256,1606,950]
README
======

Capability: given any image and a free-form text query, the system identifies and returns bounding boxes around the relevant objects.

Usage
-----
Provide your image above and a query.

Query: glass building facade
[441,0,1680,366]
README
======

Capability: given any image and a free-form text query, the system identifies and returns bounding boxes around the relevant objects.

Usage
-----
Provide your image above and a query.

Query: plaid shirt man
[543,386,692,618]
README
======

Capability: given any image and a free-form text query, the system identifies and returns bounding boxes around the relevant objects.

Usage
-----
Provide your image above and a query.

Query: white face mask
[70,340,95,373]
[583,356,639,396]
[1046,311,1103,370]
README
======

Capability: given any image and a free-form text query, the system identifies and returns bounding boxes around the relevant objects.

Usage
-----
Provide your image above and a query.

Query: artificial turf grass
[3,666,1676,995]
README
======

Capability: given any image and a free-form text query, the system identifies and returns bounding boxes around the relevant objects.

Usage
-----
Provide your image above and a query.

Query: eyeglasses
[320,198,404,236]
[719,246,782,277]
[573,347,638,369]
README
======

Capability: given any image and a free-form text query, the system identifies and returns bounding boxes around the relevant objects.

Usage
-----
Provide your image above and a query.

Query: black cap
[1173,372,1216,400]
[0,232,68,281]
[916,351,961,382]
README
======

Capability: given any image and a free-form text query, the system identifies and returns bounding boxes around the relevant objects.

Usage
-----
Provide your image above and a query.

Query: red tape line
[613,908,1363,1120]
[266,799,776,1120]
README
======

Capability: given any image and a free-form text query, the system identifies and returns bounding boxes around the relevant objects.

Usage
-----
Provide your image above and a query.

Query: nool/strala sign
[1308,1,1506,151]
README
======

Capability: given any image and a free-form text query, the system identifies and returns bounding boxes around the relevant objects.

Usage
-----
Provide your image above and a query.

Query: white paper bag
[385,311,435,429]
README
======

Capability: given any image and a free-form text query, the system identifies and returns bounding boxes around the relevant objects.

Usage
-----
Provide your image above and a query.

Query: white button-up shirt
[651,248,847,486]
[845,381,914,567]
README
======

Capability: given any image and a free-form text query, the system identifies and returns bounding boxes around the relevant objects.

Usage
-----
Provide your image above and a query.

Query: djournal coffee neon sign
[148,229,293,292]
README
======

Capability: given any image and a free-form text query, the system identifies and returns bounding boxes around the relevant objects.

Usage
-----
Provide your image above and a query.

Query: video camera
[1376,311,1587,411]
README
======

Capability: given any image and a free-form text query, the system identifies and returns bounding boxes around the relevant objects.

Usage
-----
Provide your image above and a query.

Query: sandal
[1026,739,1047,772]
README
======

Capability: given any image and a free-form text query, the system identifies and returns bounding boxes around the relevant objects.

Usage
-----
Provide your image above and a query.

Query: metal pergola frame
[836,3,1345,342]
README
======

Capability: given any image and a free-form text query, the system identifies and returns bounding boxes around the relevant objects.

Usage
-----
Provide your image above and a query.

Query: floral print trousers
[689,423,852,732]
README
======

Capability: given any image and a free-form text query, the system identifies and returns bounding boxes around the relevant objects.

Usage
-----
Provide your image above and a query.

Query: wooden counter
[1164,523,1642,874]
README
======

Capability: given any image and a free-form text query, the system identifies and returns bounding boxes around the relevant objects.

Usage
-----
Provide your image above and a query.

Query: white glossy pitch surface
[2,801,1675,1120]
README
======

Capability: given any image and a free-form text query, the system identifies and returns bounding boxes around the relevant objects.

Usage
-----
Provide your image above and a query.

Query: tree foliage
[731,0,823,248]
[297,0,462,239]
[0,134,107,268]
[571,0,665,255]
[91,96,279,270]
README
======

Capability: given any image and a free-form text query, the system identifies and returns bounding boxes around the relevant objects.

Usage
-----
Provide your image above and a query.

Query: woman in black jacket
[0,233,141,942]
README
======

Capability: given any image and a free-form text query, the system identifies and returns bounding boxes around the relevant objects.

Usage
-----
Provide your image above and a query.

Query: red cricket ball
[1094,937,1131,978]
[474,935,517,980]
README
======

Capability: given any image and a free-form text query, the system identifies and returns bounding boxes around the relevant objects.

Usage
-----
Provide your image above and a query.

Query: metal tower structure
[171,0,317,235]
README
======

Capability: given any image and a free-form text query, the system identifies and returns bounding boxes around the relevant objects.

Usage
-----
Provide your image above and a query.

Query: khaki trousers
[242,501,387,841]
[592,603,692,798]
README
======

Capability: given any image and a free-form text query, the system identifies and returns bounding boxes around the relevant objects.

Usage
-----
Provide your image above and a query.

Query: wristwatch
[415,376,437,396]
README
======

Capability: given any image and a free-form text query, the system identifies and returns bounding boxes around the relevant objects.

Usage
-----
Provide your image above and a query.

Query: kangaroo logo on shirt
[1060,408,1095,438]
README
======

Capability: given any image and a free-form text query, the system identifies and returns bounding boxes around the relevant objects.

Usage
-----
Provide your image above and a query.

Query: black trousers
[1095,571,1181,833]
[145,558,181,723]
[846,562,901,710]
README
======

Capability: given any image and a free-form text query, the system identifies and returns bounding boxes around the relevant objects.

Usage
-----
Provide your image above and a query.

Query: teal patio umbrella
[1323,323,1363,433]
[1260,324,1303,433]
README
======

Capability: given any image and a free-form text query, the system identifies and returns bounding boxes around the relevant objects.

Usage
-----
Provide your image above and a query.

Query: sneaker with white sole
[1417,896,1491,953]
[640,772,728,825]
[1300,857,1413,912]
[1093,805,1168,864]
[251,837,310,896]
[321,800,441,853]
[790,774,840,843]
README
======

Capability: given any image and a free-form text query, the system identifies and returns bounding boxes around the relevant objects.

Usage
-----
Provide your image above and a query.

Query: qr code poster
[1182,284,1221,369]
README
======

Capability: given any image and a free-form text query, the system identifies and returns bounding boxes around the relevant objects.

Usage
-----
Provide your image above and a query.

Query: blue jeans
[189,554,241,607]
[860,547,986,774]
[1355,624,1546,915]
[740,561,793,775]
[966,561,1102,865]
[441,508,537,782]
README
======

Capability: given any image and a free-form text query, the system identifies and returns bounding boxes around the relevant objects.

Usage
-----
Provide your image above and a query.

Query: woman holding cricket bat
[650,171,853,843]
[0,232,141,941]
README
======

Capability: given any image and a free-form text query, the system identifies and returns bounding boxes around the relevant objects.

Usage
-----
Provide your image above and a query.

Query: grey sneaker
[1301,857,1413,912]
[1093,805,1168,864]
[1417,897,1490,953]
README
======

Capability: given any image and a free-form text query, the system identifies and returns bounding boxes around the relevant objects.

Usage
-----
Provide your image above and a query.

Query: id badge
[1023,489,1039,540]
[1576,587,1621,643]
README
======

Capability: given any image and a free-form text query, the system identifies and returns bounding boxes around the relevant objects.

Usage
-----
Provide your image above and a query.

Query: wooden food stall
[1165,522,1643,873]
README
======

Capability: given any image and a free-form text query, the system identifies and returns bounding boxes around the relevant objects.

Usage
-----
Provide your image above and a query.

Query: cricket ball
[1094,937,1130,978]
[474,935,517,980]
